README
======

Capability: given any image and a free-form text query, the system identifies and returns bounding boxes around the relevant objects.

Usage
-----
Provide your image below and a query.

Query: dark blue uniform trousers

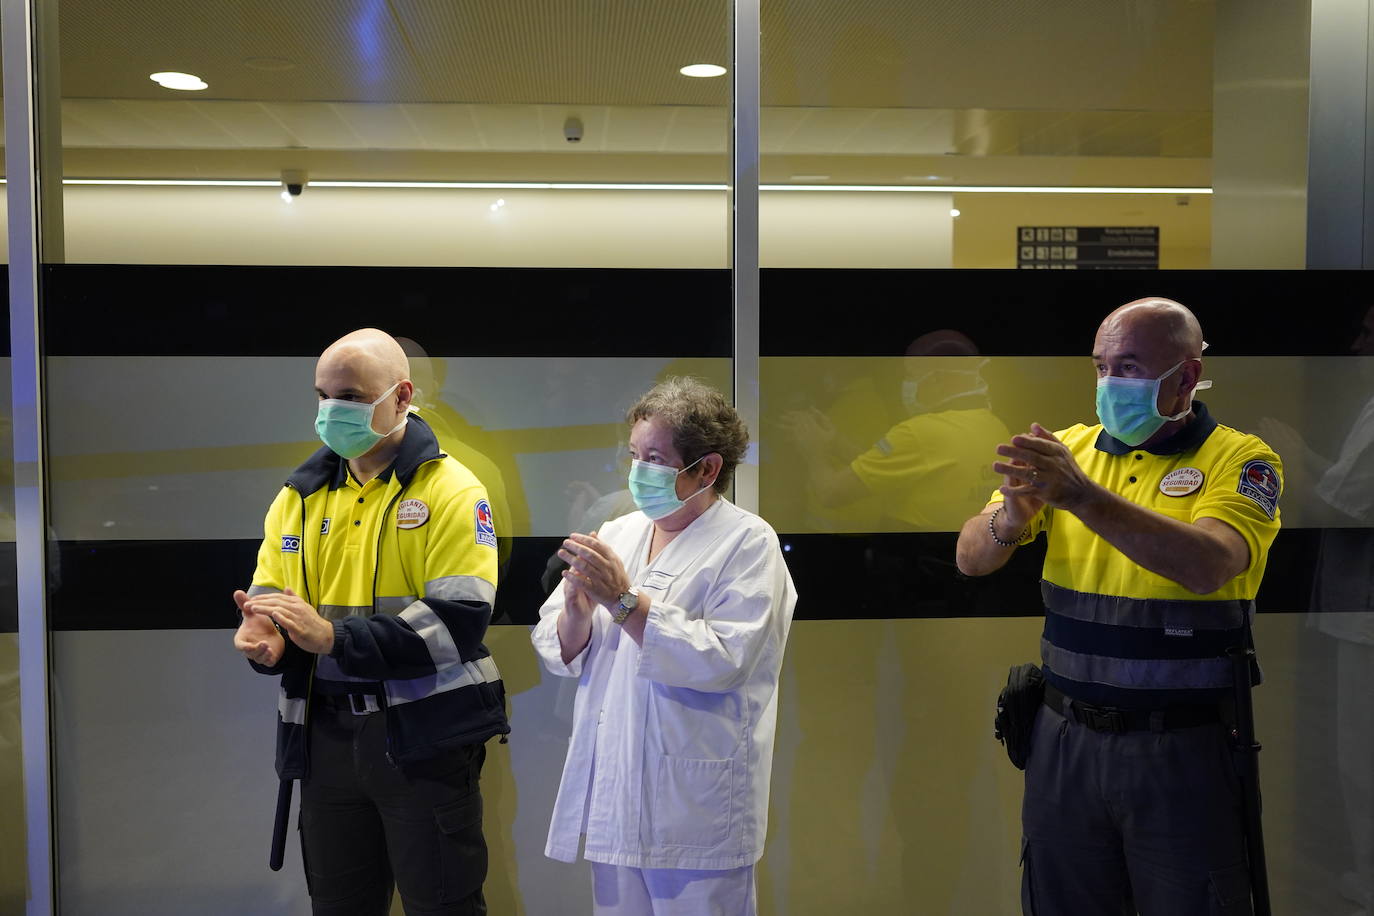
[1021,704,1253,915]
[299,704,488,916]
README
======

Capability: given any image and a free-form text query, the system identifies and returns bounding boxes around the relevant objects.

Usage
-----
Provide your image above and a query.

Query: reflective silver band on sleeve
[1042,582,1250,631]
[385,656,502,707]
[424,575,497,606]
[398,602,460,667]
[1041,638,1234,691]
[277,692,306,726]
[247,585,282,598]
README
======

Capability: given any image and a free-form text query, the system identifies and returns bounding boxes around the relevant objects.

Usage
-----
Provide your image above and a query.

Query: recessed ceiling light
[150,71,208,91]
[679,64,726,78]
[949,208,961,218]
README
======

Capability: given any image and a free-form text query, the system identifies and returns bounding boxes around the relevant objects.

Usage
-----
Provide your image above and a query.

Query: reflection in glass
[778,331,1008,533]
[1263,305,1374,913]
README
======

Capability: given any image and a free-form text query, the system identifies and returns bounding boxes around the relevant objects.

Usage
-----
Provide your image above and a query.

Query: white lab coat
[531,498,796,870]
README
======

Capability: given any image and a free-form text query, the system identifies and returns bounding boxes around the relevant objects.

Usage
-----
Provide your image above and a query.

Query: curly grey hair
[625,377,749,495]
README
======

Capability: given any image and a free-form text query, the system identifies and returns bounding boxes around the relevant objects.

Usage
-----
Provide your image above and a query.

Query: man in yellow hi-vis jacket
[233,328,508,915]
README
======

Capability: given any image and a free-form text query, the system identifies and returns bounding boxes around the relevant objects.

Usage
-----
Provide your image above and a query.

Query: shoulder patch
[397,498,430,530]
[281,535,301,553]
[1237,459,1281,519]
[474,498,497,548]
[1159,467,1204,497]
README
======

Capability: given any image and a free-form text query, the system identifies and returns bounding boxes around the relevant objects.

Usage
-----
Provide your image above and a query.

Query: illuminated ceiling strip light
[762,184,1213,194]
[61,178,279,187]
[31,179,1212,194]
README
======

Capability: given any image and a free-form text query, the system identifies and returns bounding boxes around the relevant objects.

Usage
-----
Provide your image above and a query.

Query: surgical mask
[1095,360,1212,447]
[901,363,989,414]
[315,381,407,459]
[628,455,710,520]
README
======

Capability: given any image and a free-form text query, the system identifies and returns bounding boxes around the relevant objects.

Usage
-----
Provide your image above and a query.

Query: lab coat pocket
[652,755,733,849]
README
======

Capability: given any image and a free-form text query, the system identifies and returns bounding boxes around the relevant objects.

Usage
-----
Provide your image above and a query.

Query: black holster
[995,662,1045,770]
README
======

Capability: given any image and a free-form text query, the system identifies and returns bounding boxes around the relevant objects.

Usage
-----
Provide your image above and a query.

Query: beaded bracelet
[988,506,1028,548]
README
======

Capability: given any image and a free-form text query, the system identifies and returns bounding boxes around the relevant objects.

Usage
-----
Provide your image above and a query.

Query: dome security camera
[281,169,308,196]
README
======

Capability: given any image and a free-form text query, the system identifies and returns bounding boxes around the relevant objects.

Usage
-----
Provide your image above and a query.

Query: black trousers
[300,705,488,916]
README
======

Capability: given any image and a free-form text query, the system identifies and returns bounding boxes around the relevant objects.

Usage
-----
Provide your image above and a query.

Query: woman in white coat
[531,377,797,916]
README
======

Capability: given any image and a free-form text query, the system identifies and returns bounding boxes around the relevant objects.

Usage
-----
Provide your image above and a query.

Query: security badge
[1159,467,1204,497]
[397,498,430,530]
[474,498,497,548]
[1238,459,1280,519]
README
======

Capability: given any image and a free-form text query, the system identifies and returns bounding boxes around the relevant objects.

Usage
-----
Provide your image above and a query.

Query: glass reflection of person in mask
[530,377,796,916]
[1259,303,1374,913]
[396,337,527,579]
[780,330,1011,532]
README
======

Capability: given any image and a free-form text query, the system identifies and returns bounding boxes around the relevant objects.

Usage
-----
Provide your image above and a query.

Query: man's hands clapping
[232,586,336,660]
[993,422,1098,516]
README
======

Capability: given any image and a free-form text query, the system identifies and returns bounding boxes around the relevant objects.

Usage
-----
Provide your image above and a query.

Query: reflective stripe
[425,575,496,606]
[1042,581,1251,631]
[1041,638,1233,691]
[375,595,417,615]
[278,693,306,726]
[318,604,371,621]
[399,602,460,667]
[385,656,502,707]
[247,585,281,598]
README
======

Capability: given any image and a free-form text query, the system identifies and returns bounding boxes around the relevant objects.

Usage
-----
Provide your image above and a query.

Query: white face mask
[901,361,990,414]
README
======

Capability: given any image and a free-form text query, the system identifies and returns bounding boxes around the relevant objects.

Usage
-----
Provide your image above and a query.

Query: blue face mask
[315,381,407,459]
[1095,360,1211,447]
[627,455,709,520]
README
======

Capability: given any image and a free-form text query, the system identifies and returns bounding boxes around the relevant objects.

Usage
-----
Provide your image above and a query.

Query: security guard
[956,298,1281,915]
[233,328,508,915]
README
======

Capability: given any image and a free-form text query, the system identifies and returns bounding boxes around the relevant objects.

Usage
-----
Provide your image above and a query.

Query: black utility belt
[314,692,383,715]
[1043,683,1221,733]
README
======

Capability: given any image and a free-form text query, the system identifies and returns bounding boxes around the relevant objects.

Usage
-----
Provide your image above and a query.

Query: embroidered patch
[1165,627,1194,638]
[280,535,301,553]
[1237,459,1281,519]
[474,498,497,548]
[320,518,331,535]
[1159,467,1204,497]
[397,498,430,530]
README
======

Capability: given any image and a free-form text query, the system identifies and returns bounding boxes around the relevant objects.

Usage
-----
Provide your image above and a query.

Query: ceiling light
[679,64,726,78]
[149,71,208,91]
[949,208,961,218]
[49,178,1214,195]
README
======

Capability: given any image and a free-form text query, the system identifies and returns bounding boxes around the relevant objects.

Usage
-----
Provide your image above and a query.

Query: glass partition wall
[7,1,1373,914]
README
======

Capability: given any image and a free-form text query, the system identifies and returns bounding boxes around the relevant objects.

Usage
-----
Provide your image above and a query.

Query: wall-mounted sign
[1017,226,1159,269]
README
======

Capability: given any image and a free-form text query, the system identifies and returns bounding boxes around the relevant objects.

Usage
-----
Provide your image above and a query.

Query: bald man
[233,328,509,915]
[956,299,1282,915]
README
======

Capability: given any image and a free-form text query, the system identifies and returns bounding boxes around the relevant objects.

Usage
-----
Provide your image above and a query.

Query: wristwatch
[612,587,640,625]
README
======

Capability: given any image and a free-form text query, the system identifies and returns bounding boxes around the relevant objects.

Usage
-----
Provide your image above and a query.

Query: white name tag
[642,570,675,591]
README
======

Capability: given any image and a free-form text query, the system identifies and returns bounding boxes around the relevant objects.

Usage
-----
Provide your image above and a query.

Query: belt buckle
[1080,705,1126,734]
[348,694,379,716]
